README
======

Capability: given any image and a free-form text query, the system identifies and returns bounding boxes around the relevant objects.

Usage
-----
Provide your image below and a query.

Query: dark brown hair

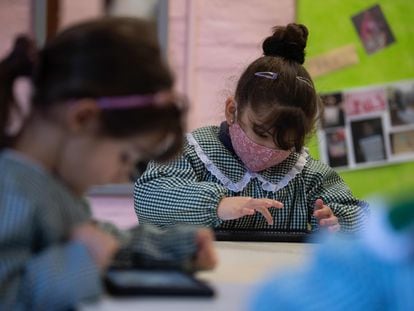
[234,23,321,152]
[0,17,185,161]
[0,36,36,149]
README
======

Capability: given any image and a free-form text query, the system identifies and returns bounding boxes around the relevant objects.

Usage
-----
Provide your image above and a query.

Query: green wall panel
[298,0,414,198]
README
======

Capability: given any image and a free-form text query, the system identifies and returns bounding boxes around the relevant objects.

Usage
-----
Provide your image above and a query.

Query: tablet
[214,228,312,243]
[104,269,215,297]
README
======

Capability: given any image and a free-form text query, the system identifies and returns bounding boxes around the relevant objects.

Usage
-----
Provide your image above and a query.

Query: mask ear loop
[229,99,238,124]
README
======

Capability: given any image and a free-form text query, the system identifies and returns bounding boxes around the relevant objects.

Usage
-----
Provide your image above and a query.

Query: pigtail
[0,35,36,149]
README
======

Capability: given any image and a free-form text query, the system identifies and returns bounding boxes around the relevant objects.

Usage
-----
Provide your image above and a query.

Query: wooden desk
[81,241,312,311]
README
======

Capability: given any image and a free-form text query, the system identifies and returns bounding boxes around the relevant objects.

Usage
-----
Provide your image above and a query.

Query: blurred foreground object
[250,195,413,311]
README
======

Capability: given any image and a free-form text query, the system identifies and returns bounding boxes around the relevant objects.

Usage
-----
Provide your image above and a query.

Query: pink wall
[0,0,30,58]
[168,0,296,130]
[0,0,101,57]
[0,0,295,130]
[59,0,102,29]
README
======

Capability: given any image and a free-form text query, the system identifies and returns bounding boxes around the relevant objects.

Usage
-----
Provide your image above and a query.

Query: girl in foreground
[0,18,216,310]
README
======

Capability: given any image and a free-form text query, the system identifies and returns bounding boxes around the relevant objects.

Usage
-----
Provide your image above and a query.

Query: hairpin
[296,76,313,88]
[254,72,278,80]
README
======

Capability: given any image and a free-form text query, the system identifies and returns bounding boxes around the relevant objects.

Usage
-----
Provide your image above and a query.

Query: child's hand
[313,199,340,232]
[217,197,283,225]
[71,223,120,270]
[193,229,217,270]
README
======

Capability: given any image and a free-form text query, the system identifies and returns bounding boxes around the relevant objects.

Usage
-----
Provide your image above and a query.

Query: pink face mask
[229,123,291,172]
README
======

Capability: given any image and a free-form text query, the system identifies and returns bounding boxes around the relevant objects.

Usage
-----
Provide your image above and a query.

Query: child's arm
[96,221,216,270]
[134,155,228,227]
[0,199,114,310]
[306,161,369,232]
[0,238,102,310]
[22,242,103,309]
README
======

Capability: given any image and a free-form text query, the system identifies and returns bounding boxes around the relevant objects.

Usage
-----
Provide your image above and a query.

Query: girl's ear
[65,99,101,134]
[225,97,236,125]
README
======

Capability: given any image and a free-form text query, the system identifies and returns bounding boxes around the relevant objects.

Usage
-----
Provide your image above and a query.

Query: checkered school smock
[135,125,369,232]
[0,150,197,311]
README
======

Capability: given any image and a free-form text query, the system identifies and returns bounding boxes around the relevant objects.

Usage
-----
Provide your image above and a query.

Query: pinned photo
[350,118,386,164]
[325,128,348,168]
[344,88,387,117]
[352,4,395,55]
[387,82,414,127]
[390,130,414,156]
[320,93,345,129]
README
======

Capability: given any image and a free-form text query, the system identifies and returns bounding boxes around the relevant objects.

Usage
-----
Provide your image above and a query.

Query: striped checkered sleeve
[123,224,198,267]
[96,222,198,268]
[0,212,101,310]
[134,154,227,227]
[305,160,369,233]
[20,242,102,310]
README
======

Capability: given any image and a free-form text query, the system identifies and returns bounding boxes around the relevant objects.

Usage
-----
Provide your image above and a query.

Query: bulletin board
[297,0,414,198]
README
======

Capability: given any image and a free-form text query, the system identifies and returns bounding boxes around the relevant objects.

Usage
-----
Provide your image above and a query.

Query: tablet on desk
[214,228,313,243]
[104,268,215,297]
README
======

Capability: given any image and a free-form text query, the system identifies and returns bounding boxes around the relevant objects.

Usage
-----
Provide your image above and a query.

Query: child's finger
[195,230,217,270]
[196,247,217,270]
[248,198,282,210]
[254,206,274,225]
[264,199,284,208]
[328,223,341,232]
[240,207,256,217]
[245,199,279,225]
[314,198,324,209]
[314,207,332,219]
[319,216,338,227]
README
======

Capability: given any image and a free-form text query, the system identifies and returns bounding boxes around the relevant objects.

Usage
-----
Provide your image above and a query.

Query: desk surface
[81,241,313,311]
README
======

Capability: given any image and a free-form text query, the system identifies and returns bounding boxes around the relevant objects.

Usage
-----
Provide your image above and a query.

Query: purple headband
[96,92,173,110]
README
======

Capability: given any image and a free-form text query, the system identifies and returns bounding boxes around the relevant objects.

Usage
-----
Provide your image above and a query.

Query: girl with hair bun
[135,23,369,233]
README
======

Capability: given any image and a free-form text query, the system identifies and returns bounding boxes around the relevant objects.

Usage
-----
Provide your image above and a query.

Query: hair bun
[262,23,308,64]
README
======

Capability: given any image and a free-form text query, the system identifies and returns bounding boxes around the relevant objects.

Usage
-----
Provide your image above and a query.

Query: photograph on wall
[344,87,387,117]
[390,130,414,156]
[387,82,414,127]
[351,4,396,55]
[318,80,414,170]
[320,93,345,129]
[350,118,386,164]
[325,128,348,168]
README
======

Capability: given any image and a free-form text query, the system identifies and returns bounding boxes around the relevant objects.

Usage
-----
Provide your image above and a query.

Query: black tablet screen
[105,269,214,297]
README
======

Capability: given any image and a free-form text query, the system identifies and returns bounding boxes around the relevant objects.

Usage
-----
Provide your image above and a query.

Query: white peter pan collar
[186,133,308,193]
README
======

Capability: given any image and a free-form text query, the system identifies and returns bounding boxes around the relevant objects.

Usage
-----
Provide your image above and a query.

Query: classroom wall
[168,0,295,130]
[59,0,101,29]
[0,0,296,133]
[0,0,30,58]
